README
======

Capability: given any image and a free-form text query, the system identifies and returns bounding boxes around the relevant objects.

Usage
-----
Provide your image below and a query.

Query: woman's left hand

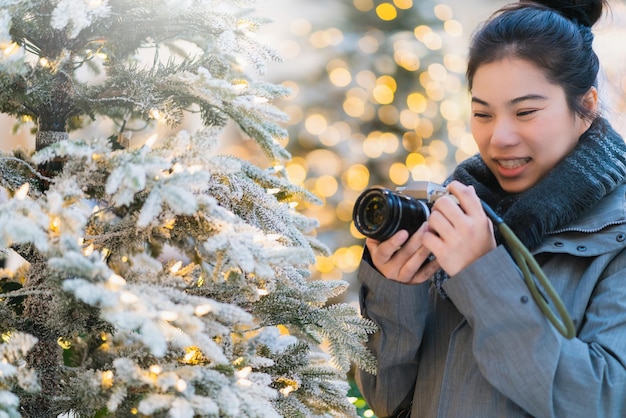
[422,181,496,276]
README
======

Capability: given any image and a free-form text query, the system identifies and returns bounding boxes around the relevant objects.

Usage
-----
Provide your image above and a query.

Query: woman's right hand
[365,223,441,284]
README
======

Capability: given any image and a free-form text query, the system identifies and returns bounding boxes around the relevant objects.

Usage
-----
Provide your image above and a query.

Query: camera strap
[480,201,575,339]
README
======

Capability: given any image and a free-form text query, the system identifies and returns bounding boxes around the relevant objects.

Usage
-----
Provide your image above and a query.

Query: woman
[355,0,626,417]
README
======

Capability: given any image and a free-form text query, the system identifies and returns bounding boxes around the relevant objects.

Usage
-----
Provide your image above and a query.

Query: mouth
[495,158,531,169]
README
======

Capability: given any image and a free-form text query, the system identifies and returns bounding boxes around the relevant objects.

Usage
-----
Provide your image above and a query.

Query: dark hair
[466,0,608,121]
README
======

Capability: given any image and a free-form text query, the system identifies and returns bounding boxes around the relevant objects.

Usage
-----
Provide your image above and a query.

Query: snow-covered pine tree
[0,1,376,417]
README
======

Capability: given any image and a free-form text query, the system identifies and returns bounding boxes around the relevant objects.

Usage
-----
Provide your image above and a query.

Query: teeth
[497,158,529,169]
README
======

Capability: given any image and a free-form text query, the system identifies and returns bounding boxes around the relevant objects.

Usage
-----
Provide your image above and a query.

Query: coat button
[617,233,626,242]
[577,245,587,252]
[554,242,564,247]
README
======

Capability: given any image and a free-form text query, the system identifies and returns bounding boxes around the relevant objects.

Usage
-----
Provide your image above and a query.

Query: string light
[269,2,478,287]
[14,183,29,200]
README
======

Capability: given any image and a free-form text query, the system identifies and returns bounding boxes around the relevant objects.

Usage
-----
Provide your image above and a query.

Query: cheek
[470,124,490,151]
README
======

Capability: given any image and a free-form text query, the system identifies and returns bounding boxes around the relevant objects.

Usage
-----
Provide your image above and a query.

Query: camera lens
[353,187,430,241]
[362,194,387,230]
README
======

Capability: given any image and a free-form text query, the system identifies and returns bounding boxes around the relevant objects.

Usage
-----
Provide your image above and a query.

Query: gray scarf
[433,117,626,297]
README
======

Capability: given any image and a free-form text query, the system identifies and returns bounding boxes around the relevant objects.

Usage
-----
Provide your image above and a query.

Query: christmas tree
[0,1,376,417]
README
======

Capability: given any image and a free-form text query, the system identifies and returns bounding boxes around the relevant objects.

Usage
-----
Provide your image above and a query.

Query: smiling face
[470,58,596,193]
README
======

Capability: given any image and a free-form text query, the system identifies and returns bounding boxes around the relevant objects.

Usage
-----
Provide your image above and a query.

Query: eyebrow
[471,94,549,107]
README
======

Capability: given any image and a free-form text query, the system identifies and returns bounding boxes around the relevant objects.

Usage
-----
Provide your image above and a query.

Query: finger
[365,230,409,264]
[425,209,456,241]
[395,244,432,283]
[447,181,483,216]
[406,258,441,285]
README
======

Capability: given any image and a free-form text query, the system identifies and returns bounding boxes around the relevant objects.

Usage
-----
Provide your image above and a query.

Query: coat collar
[534,182,626,255]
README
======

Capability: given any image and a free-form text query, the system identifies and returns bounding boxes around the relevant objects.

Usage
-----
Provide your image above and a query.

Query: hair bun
[521,0,605,26]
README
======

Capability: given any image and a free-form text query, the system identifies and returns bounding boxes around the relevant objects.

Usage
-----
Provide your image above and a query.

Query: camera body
[352,181,453,241]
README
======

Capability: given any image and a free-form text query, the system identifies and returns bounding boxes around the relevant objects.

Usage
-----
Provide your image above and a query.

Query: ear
[581,86,599,115]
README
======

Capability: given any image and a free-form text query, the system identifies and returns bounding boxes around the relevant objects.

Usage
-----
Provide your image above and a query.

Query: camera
[352,181,453,241]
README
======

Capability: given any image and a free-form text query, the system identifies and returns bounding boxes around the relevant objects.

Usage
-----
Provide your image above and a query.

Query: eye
[517,109,538,117]
[472,111,491,119]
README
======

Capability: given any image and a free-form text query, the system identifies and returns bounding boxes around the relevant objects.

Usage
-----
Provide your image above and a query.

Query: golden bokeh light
[377,75,397,92]
[350,221,366,239]
[310,28,344,48]
[326,28,345,46]
[406,152,426,169]
[304,113,328,135]
[363,135,385,159]
[389,162,410,185]
[414,25,432,41]
[399,109,420,130]
[378,105,399,125]
[423,32,443,50]
[440,100,461,120]
[444,20,464,37]
[353,0,374,12]
[416,118,434,138]
[372,84,395,104]
[428,139,449,161]
[358,34,381,54]
[329,67,352,87]
[407,92,428,113]
[356,70,376,88]
[433,4,454,21]
[336,200,356,222]
[380,132,400,154]
[458,133,479,155]
[394,49,420,71]
[319,125,344,147]
[393,0,413,9]
[402,132,423,152]
[315,175,339,197]
[315,254,335,273]
[428,63,448,82]
[444,54,467,73]
[286,158,308,185]
[447,119,468,146]
[376,3,398,21]
[425,81,446,101]
[343,164,371,191]
[333,246,364,273]
[306,149,342,175]
[344,96,366,118]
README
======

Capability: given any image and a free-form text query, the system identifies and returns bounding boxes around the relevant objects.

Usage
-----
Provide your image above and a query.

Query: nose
[490,116,519,148]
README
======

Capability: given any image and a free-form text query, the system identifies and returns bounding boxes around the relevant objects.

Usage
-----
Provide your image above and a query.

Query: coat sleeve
[354,255,431,417]
[442,245,626,418]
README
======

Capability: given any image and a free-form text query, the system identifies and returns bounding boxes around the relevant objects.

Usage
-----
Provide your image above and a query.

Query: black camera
[352,181,452,241]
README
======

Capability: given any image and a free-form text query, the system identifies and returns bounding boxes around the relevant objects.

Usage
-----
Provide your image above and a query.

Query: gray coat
[356,183,626,418]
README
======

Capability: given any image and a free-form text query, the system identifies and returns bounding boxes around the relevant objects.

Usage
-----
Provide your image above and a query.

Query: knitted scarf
[432,117,626,297]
